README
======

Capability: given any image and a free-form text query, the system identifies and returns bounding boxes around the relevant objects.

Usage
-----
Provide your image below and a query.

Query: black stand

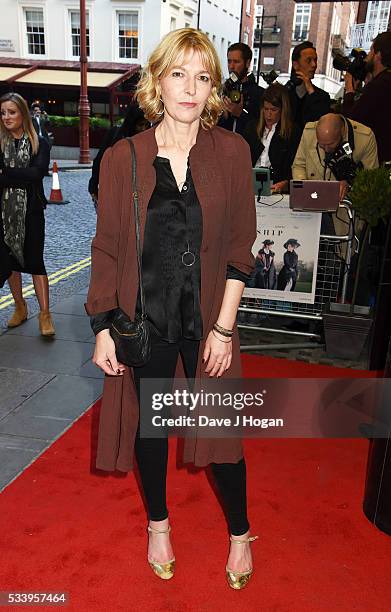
[363,438,391,535]
[368,217,391,370]
[363,335,391,535]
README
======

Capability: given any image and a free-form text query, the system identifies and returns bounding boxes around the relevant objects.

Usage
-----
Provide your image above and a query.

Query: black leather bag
[110,139,151,367]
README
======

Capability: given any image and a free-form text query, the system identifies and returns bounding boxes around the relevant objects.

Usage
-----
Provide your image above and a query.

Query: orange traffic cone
[48,161,69,204]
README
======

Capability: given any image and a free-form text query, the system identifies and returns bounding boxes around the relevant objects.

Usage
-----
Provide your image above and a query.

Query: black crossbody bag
[110,138,151,367]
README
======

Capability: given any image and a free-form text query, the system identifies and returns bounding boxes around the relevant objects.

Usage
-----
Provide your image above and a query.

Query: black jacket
[218,73,264,135]
[0,136,49,286]
[286,83,330,130]
[32,116,52,145]
[88,126,120,196]
[243,119,302,185]
[342,69,391,164]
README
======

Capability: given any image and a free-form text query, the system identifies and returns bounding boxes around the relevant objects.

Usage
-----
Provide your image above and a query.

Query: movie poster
[243,195,322,304]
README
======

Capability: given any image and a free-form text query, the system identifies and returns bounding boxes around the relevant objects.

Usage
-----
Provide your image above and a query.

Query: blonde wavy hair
[0,92,39,155]
[136,28,223,129]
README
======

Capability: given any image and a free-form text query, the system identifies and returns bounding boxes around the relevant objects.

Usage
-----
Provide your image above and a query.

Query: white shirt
[35,116,42,137]
[255,122,277,168]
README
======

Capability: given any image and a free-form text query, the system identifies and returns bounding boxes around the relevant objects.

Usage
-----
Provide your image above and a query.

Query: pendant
[182,243,196,266]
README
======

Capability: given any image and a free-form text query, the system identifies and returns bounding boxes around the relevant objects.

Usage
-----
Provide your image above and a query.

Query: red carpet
[1,356,389,612]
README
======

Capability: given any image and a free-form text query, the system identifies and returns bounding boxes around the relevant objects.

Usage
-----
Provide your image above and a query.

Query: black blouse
[138,156,203,341]
[90,156,250,341]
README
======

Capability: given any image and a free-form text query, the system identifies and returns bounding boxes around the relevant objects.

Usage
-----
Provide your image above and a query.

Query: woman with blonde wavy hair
[0,92,54,335]
[86,28,257,589]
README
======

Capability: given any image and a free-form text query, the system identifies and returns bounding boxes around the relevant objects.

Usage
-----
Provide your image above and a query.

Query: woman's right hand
[93,329,126,376]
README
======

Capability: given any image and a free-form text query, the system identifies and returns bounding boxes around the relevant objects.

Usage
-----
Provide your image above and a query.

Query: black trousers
[133,335,250,536]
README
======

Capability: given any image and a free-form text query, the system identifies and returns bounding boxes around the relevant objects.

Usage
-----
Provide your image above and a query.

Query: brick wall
[240,0,256,46]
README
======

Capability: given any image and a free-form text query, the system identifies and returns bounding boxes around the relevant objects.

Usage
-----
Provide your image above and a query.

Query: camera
[259,70,279,86]
[324,142,362,185]
[285,68,304,90]
[223,71,242,103]
[332,48,368,82]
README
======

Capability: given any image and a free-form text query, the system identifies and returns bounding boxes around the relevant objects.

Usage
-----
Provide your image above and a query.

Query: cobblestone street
[0,169,96,332]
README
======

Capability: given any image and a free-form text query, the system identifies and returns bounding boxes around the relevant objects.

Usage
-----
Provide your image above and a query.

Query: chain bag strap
[109,138,151,367]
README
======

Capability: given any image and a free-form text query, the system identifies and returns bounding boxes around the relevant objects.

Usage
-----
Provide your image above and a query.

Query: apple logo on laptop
[310,191,318,199]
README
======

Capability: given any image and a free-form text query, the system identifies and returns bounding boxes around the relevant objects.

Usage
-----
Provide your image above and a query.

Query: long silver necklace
[159,125,196,267]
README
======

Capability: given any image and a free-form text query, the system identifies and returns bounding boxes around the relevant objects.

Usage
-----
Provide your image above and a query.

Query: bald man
[292,113,378,201]
[292,113,378,245]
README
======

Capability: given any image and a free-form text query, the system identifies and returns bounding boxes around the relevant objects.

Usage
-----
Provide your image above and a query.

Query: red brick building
[240,0,256,47]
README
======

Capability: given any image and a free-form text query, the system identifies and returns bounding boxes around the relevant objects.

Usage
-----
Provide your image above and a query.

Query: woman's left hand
[203,330,232,377]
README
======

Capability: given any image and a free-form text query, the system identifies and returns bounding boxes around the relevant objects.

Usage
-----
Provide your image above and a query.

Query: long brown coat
[85,124,256,472]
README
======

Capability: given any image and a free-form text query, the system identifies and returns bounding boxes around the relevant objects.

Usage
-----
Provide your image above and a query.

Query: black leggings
[133,335,250,536]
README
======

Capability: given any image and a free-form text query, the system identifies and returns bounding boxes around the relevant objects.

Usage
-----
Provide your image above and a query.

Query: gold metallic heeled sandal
[226,534,259,590]
[147,524,175,580]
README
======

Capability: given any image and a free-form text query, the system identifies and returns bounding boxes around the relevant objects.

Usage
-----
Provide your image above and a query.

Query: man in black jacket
[286,41,330,130]
[31,104,52,147]
[219,42,264,135]
[342,31,391,164]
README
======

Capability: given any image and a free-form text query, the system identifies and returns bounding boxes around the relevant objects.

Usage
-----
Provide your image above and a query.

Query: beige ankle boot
[7,300,28,328]
[38,311,55,336]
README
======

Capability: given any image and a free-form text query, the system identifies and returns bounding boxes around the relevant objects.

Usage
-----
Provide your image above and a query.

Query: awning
[0,66,26,81]
[15,69,125,88]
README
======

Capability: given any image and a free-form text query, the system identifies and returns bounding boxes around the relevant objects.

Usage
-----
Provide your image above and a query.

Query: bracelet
[213,322,233,337]
[212,329,232,343]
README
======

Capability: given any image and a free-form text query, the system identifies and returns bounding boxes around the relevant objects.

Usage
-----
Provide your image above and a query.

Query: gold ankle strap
[147,525,171,535]
[229,534,259,544]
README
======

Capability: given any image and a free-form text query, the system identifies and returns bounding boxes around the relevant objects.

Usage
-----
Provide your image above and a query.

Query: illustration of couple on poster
[247,238,301,292]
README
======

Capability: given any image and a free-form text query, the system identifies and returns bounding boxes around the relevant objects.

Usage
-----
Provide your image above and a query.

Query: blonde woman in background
[0,92,54,335]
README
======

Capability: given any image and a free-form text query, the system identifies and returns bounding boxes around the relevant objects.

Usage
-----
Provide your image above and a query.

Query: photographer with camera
[286,42,330,131]
[341,32,391,164]
[292,113,378,200]
[292,113,378,238]
[219,43,264,135]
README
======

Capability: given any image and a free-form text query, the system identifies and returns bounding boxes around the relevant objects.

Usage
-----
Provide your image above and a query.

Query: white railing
[350,19,389,51]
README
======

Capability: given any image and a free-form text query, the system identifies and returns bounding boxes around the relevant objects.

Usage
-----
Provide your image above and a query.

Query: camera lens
[229,90,241,103]
[332,53,351,72]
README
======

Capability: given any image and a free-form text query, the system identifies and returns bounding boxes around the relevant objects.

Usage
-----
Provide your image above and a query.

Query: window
[369,0,391,24]
[252,47,259,75]
[243,32,249,45]
[292,3,311,41]
[70,11,90,58]
[118,12,138,59]
[170,17,176,31]
[246,0,252,16]
[25,9,45,55]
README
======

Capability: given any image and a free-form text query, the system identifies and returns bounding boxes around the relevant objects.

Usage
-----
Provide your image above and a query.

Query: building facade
[0,0,243,118]
[252,1,359,97]
[240,0,256,48]
[351,0,391,51]
[0,0,241,74]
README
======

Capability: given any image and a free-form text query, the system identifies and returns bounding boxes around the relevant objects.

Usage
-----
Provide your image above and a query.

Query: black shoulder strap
[126,138,146,318]
[343,116,355,152]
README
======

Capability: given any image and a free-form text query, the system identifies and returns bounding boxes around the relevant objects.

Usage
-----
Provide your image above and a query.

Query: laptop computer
[289,180,340,212]
[253,167,271,197]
